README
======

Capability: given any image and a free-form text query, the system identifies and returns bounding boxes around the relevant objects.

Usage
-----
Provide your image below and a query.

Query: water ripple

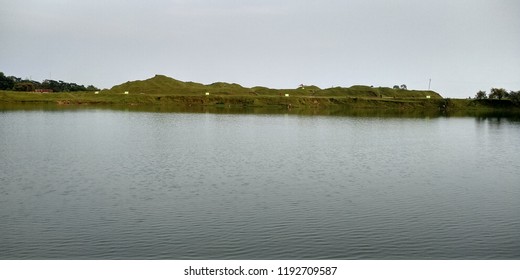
[1,111,520,259]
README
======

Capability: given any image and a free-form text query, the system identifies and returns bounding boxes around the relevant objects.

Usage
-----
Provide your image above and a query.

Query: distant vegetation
[393,84,407,90]
[474,88,520,105]
[0,71,99,92]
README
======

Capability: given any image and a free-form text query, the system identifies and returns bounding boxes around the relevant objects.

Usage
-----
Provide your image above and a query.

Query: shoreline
[1,90,519,116]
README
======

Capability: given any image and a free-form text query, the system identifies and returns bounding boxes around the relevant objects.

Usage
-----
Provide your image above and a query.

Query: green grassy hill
[4,74,520,115]
[110,75,201,95]
[107,74,443,99]
[6,74,490,113]
[109,75,252,96]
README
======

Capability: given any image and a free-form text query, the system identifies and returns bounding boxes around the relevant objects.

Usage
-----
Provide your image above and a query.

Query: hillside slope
[109,74,443,99]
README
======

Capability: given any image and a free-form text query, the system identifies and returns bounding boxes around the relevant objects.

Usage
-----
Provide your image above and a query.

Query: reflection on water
[1,106,519,259]
[0,102,461,118]
[2,102,520,120]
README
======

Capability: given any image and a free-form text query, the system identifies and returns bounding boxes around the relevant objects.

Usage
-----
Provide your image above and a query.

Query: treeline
[475,88,520,105]
[0,71,99,92]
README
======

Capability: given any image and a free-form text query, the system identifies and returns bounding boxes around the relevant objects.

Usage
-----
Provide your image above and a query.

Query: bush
[509,91,520,106]
[475,90,487,99]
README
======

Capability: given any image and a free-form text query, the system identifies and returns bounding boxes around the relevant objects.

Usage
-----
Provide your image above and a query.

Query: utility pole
[428,78,431,90]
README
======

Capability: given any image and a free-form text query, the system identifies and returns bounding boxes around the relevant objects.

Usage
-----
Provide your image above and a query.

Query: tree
[393,85,400,89]
[509,90,520,106]
[3,71,99,92]
[475,90,487,100]
[0,72,15,90]
[489,88,507,100]
[86,85,99,91]
[13,82,35,91]
[400,84,407,90]
[42,79,60,91]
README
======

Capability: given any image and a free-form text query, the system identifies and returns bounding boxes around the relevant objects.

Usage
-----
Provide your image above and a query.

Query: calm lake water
[1,106,519,259]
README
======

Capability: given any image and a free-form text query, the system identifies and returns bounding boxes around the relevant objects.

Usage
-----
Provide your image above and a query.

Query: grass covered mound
[12,74,507,113]
[110,75,250,96]
[108,74,442,99]
[4,74,520,114]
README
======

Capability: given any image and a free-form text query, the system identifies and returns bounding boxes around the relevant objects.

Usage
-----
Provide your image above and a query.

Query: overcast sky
[1,0,519,97]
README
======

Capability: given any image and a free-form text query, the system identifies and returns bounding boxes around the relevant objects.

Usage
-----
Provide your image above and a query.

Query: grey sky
[1,0,519,97]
